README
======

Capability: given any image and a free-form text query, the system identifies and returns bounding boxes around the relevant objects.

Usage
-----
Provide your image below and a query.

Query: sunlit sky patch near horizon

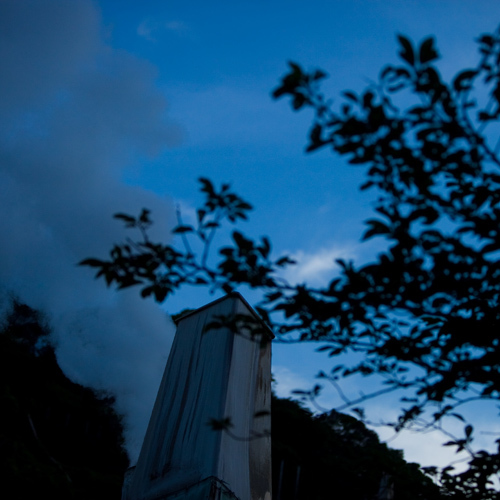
[2,0,500,466]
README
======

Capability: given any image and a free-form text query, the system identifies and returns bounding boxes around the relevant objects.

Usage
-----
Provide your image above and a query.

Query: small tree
[82,26,500,498]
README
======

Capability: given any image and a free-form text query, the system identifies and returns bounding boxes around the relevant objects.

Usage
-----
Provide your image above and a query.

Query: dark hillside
[0,301,129,499]
[271,396,446,500]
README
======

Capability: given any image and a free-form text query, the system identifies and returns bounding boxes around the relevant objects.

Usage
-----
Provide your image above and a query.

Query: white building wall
[123,293,272,500]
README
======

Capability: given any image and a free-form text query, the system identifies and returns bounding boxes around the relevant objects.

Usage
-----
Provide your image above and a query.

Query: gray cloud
[0,0,181,462]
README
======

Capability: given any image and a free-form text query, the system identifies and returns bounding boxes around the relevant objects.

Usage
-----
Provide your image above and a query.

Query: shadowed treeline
[271,396,446,500]
[0,300,129,499]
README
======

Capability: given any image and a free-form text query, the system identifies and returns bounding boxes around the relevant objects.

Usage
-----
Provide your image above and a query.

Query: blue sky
[2,0,500,467]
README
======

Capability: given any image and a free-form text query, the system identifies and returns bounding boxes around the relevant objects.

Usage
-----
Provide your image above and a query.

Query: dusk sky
[2,0,500,468]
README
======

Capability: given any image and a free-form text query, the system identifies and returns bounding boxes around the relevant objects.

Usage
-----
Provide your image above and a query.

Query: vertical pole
[276,459,285,500]
[294,465,301,500]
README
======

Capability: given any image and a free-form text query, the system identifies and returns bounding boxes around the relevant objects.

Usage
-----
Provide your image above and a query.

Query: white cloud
[273,365,313,399]
[137,18,190,42]
[165,20,189,35]
[55,290,175,461]
[281,244,357,286]
[137,19,157,41]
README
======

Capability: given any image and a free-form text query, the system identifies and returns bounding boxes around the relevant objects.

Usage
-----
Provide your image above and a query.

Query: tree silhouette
[0,300,129,499]
[82,26,500,498]
[272,396,445,500]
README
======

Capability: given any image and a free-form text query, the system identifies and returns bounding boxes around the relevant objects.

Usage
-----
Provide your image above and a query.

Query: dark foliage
[0,300,129,499]
[82,26,500,497]
[272,396,445,500]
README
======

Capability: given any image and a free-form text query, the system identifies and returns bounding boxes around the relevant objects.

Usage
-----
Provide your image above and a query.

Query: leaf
[207,417,233,431]
[306,123,327,152]
[312,69,328,81]
[263,292,280,305]
[79,258,104,267]
[352,407,365,419]
[397,34,415,66]
[254,410,270,418]
[140,286,154,298]
[139,209,151,224]
[380,66,394,80]
[292,92,307,110]
[481,241,500,254]
[232,230,253,251]
[153,286,168,303]
[419,36,439,64]
[362,219,391,240]
[362,91,374,109]
[453,69,478,92]
[317,345,334,352]
[493,83,500,106]
[237,201,253,211]
[199,177,214,194]
[478,34,494,48]
[260,236,271,258]
[342,91,358,103]
[172,225,194,234]
[288,61,303,74]
[197,209,206,223]
[275,256,296,267]
[114,213,136,226]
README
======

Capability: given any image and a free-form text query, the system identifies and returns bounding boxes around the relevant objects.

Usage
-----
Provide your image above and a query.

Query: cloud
[0,0,182,462]
[281,244,357,286]
[137,18,190,42]
[274,358,499,470]
[0,0,100,117]
[273,365,314,399]
[55,290,175,461]
[165,20,189,35]
[137,19,157,42]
